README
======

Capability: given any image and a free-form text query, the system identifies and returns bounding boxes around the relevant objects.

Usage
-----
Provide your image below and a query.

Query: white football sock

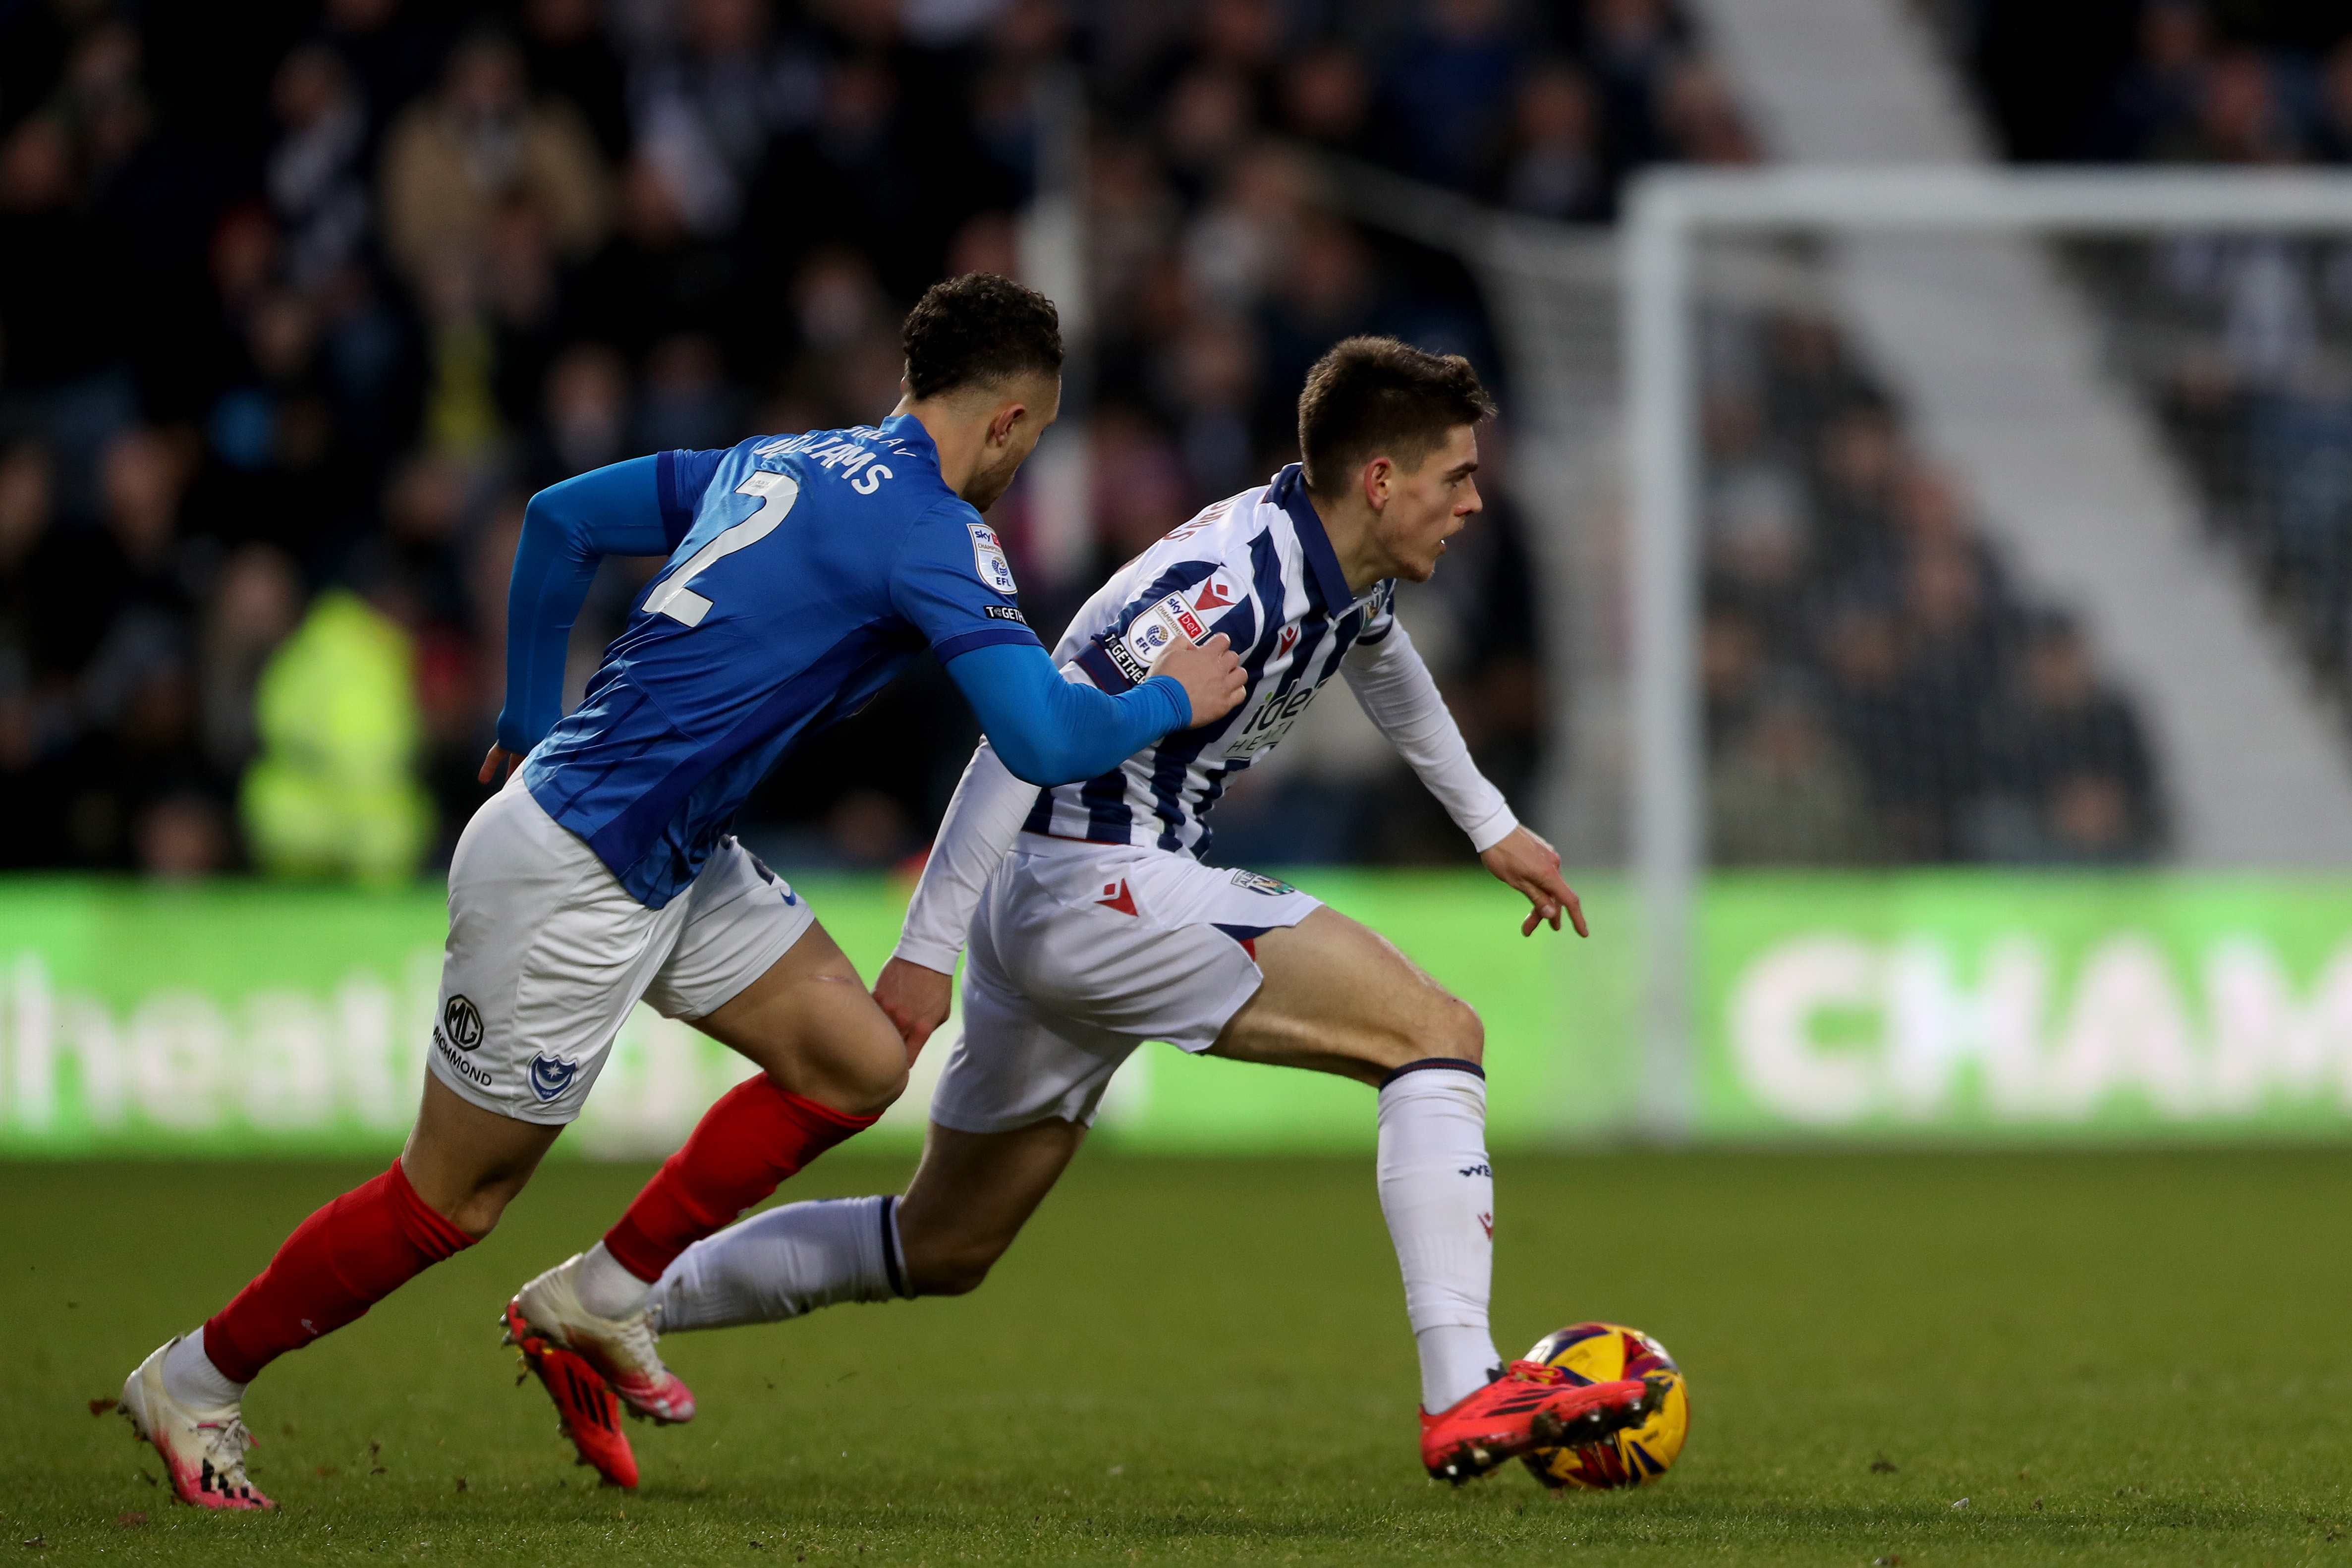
[1377,1061,1503,1413]
[161,1327,246,1410]
[573,1239,655,1320]
[647,1195,907,1333]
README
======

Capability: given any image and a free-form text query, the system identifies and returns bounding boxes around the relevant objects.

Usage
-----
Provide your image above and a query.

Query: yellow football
[1518,1322,1690,1490]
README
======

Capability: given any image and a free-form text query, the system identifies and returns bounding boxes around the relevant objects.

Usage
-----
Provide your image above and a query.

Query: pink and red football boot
[1419,1361,1664,1483]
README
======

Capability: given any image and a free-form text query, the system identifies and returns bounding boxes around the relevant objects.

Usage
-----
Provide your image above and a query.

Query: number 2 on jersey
[645,469,801,627]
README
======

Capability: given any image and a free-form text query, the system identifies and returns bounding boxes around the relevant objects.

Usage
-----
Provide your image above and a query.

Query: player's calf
[896,1118,1086,1297]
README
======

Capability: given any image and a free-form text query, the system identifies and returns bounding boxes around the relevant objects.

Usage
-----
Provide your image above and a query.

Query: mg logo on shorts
[528,1054,580,1102]
[443,995,485,1051]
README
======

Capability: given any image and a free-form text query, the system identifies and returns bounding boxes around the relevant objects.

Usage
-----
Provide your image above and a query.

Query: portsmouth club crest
[528,1053,581,1102]
[967,522,1018,595]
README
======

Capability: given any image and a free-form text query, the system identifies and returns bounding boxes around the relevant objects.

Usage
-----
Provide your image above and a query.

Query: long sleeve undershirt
[497,456,679,756]
[1341,620,1517,853]
[495,454,1190,785]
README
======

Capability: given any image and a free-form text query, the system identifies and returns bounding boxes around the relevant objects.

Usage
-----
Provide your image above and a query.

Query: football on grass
[1519,1323,1689,1490]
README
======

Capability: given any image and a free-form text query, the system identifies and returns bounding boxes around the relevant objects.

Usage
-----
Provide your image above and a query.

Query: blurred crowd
[1699,309,2163,865]
[1965,1,2352,733]
[0,0,1745,881]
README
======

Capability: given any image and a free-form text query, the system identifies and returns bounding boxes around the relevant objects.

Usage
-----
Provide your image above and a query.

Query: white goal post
[1624,167,2352,1139]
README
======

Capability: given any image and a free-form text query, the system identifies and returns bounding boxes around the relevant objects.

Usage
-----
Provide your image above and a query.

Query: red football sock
[602,1076,878,1283]
[203,1160,474,1385]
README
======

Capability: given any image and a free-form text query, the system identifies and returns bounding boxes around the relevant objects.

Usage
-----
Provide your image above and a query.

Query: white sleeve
[891,740,1036,973]
[1341,620,1519,853]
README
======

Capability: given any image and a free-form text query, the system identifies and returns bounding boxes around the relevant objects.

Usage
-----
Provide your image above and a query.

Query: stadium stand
[1698,305,2163,864]
[0,0,1746,879]
[1960,2,2352,731]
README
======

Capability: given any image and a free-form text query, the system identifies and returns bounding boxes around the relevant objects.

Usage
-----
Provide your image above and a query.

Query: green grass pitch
[7,1148,2351,1565]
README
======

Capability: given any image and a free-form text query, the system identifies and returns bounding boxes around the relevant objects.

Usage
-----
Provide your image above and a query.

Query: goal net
[1621,168,2352,1142]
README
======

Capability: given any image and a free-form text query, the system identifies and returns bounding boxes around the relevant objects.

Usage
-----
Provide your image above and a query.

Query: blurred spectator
[269,46,372,290]
[531,343,630,485]
[634,0,822,238]
[2151,49,2296,165]
[240,588,432,886]
[516,0,632,163]
[199,544,303,778]
[1661,58,1757,167]
[378,31,611,286]
[1282,46,1373,158]
[2080,0,2212,161]
[1974,615,2160,862]
[0,114,135,506]
[138,792,231,880]
[320,0,451,153]
[1496,64,1604,222]
[1380,0,1518,191]
[573,156,745,363]
[2316,40,2352,163]
[1708,681,1882,864]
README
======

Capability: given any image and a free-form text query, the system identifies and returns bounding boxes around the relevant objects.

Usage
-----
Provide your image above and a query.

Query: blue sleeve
[889,501,1045,662]
[944,642,1193,786]
[495,453,713,754]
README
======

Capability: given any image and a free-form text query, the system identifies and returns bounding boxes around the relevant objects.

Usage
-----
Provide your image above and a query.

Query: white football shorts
[426,773,816,1125]
[930,835,1323,1134]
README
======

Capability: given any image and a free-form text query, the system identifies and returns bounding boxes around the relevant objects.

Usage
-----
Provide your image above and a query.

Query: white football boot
[120,1340,275,1510]
[508,1254,697,1424]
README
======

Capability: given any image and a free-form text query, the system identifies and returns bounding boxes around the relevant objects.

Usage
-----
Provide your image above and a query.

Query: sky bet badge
[968,522,1018,595]
[1108,589,1213,685]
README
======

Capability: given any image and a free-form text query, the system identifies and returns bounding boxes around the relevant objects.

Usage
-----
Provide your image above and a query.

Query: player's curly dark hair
[900,273,1064,401]
[1297,337,1495,497]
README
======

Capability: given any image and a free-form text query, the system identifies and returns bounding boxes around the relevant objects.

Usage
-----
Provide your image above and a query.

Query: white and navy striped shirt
[1024,464,1400,858]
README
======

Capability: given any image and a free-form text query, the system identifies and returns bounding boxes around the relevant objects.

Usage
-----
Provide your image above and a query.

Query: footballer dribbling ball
[1518,1323,1689,1490]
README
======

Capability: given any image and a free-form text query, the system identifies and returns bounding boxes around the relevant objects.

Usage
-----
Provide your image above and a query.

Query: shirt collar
[1268,463,1357,612]
[879,413,942,474]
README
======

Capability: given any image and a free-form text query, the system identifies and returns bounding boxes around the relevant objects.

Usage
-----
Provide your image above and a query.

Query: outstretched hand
[1480,826,1588,938]
[1153,632,1247,728]
[478,744,523,785]
[874,955,954,1064]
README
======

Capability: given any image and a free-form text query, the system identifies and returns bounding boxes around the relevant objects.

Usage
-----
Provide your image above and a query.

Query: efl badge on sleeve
[968,522,1018,595]
[1121,589,1211,673]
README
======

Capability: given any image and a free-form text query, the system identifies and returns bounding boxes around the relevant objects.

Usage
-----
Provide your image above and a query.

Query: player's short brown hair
[901,273,1064,400]
[1297,336,1495,498]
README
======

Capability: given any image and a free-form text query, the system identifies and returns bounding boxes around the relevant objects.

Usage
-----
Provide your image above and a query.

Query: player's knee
[438,1184,519,1240]
[1431,996,1483,1065]
[843,1054,911,1118]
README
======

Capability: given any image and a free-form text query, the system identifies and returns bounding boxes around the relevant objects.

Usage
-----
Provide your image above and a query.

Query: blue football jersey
[521,415,1041,907]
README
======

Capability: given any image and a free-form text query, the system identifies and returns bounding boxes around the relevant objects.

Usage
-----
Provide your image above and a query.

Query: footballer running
[115,274,1248,1508]
[567,337,1665,1485]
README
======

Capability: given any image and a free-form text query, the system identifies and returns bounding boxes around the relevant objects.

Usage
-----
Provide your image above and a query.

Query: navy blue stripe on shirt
[1267,464,1354,614]
[1079,764,1135,841]
[1021,785,1057,836]
[932,623,1043,663]
[1074,641,1132,693]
